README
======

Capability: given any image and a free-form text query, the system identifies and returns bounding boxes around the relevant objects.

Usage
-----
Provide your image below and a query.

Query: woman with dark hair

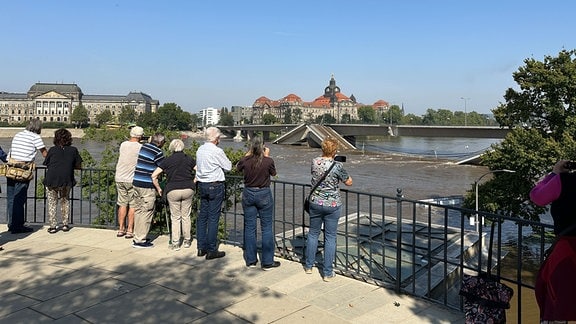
[236,137,280,270]
[43,128,82,233]
[7,119,47,234]
[305,137,352,281]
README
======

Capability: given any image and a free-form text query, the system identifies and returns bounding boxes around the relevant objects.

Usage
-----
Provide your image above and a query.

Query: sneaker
[262,261,281,271]
[170,244,181,251]
[205,251,226,260]
[247,262,258,268]
[183,239,191,248]
[132,240,154,248]
[323,274,336,282]
[304,268,313,274]
[47,227,58,234]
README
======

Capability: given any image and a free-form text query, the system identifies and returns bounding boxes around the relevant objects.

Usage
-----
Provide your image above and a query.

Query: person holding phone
[304,137,352,281]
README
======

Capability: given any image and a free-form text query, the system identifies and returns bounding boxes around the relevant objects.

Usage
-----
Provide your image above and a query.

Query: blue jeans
[305,203,342,277]
[242,187,275,266]
[197,182,225,252]
[6,178,30,231]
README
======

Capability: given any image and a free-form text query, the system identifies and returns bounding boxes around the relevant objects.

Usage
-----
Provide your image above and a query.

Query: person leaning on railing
[7,119,47,234]
[530,160,576,323]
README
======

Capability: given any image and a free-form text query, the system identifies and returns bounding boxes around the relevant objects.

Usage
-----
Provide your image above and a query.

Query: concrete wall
[0,128,85,138]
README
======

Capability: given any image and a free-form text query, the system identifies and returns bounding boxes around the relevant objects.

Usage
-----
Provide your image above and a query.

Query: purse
[5,158,35,182]
[459,221,514,324]
[304,161,336,214]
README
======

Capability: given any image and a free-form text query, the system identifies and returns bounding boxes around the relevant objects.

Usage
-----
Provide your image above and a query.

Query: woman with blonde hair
[152,139,196,251]
[305,137,352,281]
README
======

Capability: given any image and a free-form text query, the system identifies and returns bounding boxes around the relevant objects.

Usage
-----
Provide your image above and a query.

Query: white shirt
[195,141,232,182]
[9,130,45,162]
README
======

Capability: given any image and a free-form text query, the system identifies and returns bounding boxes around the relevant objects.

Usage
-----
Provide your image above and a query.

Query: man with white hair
[114,126,143,239]
[195,126,232,259]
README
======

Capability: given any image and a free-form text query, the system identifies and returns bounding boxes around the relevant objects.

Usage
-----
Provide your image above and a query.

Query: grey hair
[151,133,165,146]
[26,119,43,134]
[169,139,185,152]
[205,126,222,142]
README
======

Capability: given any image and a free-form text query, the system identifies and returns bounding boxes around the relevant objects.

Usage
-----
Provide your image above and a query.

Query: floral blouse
[309,157,349,207]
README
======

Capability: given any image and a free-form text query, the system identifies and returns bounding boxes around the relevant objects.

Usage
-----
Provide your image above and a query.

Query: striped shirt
[132,142,165,188]
[9,130,45,162]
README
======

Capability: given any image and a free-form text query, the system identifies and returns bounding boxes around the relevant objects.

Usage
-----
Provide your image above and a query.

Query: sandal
[124,232,134,239]
[61,225,70,232]
[48,227,58,234]
[116,231,126,237]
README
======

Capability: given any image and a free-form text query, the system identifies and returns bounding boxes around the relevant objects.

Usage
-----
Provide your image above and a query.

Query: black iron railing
[0,167,553,321]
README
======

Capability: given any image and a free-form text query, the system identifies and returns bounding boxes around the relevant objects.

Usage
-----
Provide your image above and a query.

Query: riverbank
[0,128,209,139]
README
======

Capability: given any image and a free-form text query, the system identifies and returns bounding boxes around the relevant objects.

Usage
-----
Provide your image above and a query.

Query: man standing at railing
[114,126,143,239]
[131,133,166,248]
[7,119,47,234]
[195,126,231,260]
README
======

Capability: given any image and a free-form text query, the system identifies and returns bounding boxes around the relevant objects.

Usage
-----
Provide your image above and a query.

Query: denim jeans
[6,178,30,231]
[242,187,274,266]
[305,203,342,277]
[197,182,225,252]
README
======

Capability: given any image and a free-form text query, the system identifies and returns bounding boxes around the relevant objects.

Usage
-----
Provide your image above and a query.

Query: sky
[1,1,575,116]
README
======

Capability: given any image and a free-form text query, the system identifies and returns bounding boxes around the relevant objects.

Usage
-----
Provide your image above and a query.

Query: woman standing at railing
[43,128,83,233]
[236,136,280,270]
[305,137,352,281]
[530,160,576,323]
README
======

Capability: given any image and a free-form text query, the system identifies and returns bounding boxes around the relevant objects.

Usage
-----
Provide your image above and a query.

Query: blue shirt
[133,143,165,188]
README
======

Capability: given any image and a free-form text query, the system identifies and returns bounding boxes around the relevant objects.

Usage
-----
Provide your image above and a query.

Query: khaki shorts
[116,182,137,206]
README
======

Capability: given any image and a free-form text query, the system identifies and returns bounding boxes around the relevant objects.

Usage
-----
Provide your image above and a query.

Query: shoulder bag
[304,161,336,214]
[4,155,35,182]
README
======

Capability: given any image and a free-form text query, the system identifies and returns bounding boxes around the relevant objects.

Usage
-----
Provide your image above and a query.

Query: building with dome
[0,83,159,124]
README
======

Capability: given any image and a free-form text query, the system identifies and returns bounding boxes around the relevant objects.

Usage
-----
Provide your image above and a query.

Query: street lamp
[460,97,470,126]
[474,169,515,232]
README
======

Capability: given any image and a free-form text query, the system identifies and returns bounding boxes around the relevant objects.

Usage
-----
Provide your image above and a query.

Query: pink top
[530,173,561,206]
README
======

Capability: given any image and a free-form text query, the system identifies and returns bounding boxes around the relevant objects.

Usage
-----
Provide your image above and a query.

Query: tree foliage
[71,104,90,128]
[468,49,576,222]
[357,106,376,123]
[95,109,113,127]
[118,106,137,125]
[262,113,277,125]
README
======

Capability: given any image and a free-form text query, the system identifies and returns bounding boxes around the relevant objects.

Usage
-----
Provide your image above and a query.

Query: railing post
[395,188,403,293]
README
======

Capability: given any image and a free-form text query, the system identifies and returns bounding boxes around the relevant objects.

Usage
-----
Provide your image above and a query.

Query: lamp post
[460,97,470,126]
[474,169,515,232]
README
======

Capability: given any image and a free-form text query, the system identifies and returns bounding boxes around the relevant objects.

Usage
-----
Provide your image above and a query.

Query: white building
[198,107,220,126]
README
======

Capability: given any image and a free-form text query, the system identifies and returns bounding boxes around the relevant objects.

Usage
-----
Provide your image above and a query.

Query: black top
[551,172,576,236]
[237,155,276,188]
[159,151,196,194]
[43,145,82,187]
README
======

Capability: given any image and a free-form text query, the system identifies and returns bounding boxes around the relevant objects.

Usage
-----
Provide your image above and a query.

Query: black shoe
[247,261,258,268]
[197,249,207,257]
[262,261,281,271]
[11,226,34,234]
[205,251,225,260]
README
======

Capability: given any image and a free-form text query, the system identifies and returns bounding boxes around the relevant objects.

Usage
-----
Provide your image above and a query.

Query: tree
[137,111,159,129]
[219,108,234,126]
[388,105,404,124]
[95,109,113,127]
[292,108,302,123]
[357,106,376,123]
[71,104,90,128]
[157,103,193,130]
[118,106,137,125]
[262,113,277,125]
[283,108,292,124]
[468,49,576,222]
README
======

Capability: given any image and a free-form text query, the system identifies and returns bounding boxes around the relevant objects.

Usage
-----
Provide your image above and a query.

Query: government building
[0,83,159,124]
[230,75,390,125]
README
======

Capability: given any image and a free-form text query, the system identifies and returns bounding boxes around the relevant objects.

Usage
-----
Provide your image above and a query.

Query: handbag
[5,158,35,182]
[304,161,336,214]
[459,221,514,324]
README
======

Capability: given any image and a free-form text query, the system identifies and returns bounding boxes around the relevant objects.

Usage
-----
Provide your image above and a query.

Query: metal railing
[1,167,553,321]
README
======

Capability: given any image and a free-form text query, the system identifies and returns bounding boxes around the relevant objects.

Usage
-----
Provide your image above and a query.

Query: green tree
[137,111,159,129]
[95,109,113,127]
[262,113,277,125]
[401,113,422,125]
[467,49,576,222]
[283,108,292,124]
[292,108,302,123]
[118,106,137,125]
[71,104,90,128]
[387,105,404,124]
[157,103,193,130]
[219,108,234,126]
[357,106,376,123]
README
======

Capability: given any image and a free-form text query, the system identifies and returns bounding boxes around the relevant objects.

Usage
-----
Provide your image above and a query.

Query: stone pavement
[0,224,465,323]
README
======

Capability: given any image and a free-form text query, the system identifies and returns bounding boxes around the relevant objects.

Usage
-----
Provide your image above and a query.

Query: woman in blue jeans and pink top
[237,137,280,270]
[305,137,353,281]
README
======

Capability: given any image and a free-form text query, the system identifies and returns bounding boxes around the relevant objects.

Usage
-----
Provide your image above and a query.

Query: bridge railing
[1,167,550,320]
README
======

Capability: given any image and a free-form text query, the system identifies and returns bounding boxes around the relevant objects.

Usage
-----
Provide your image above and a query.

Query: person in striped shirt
[7,119,47,234]
[131,133,166,248]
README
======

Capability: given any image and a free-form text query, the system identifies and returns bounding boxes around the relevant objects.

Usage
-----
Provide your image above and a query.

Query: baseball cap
[130,126,144,137]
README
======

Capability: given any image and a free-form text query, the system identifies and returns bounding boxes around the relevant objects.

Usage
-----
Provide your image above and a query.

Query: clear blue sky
[1,1,574,115]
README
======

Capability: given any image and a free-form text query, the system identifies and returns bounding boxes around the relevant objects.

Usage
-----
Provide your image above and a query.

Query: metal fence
[1,167,553,320]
